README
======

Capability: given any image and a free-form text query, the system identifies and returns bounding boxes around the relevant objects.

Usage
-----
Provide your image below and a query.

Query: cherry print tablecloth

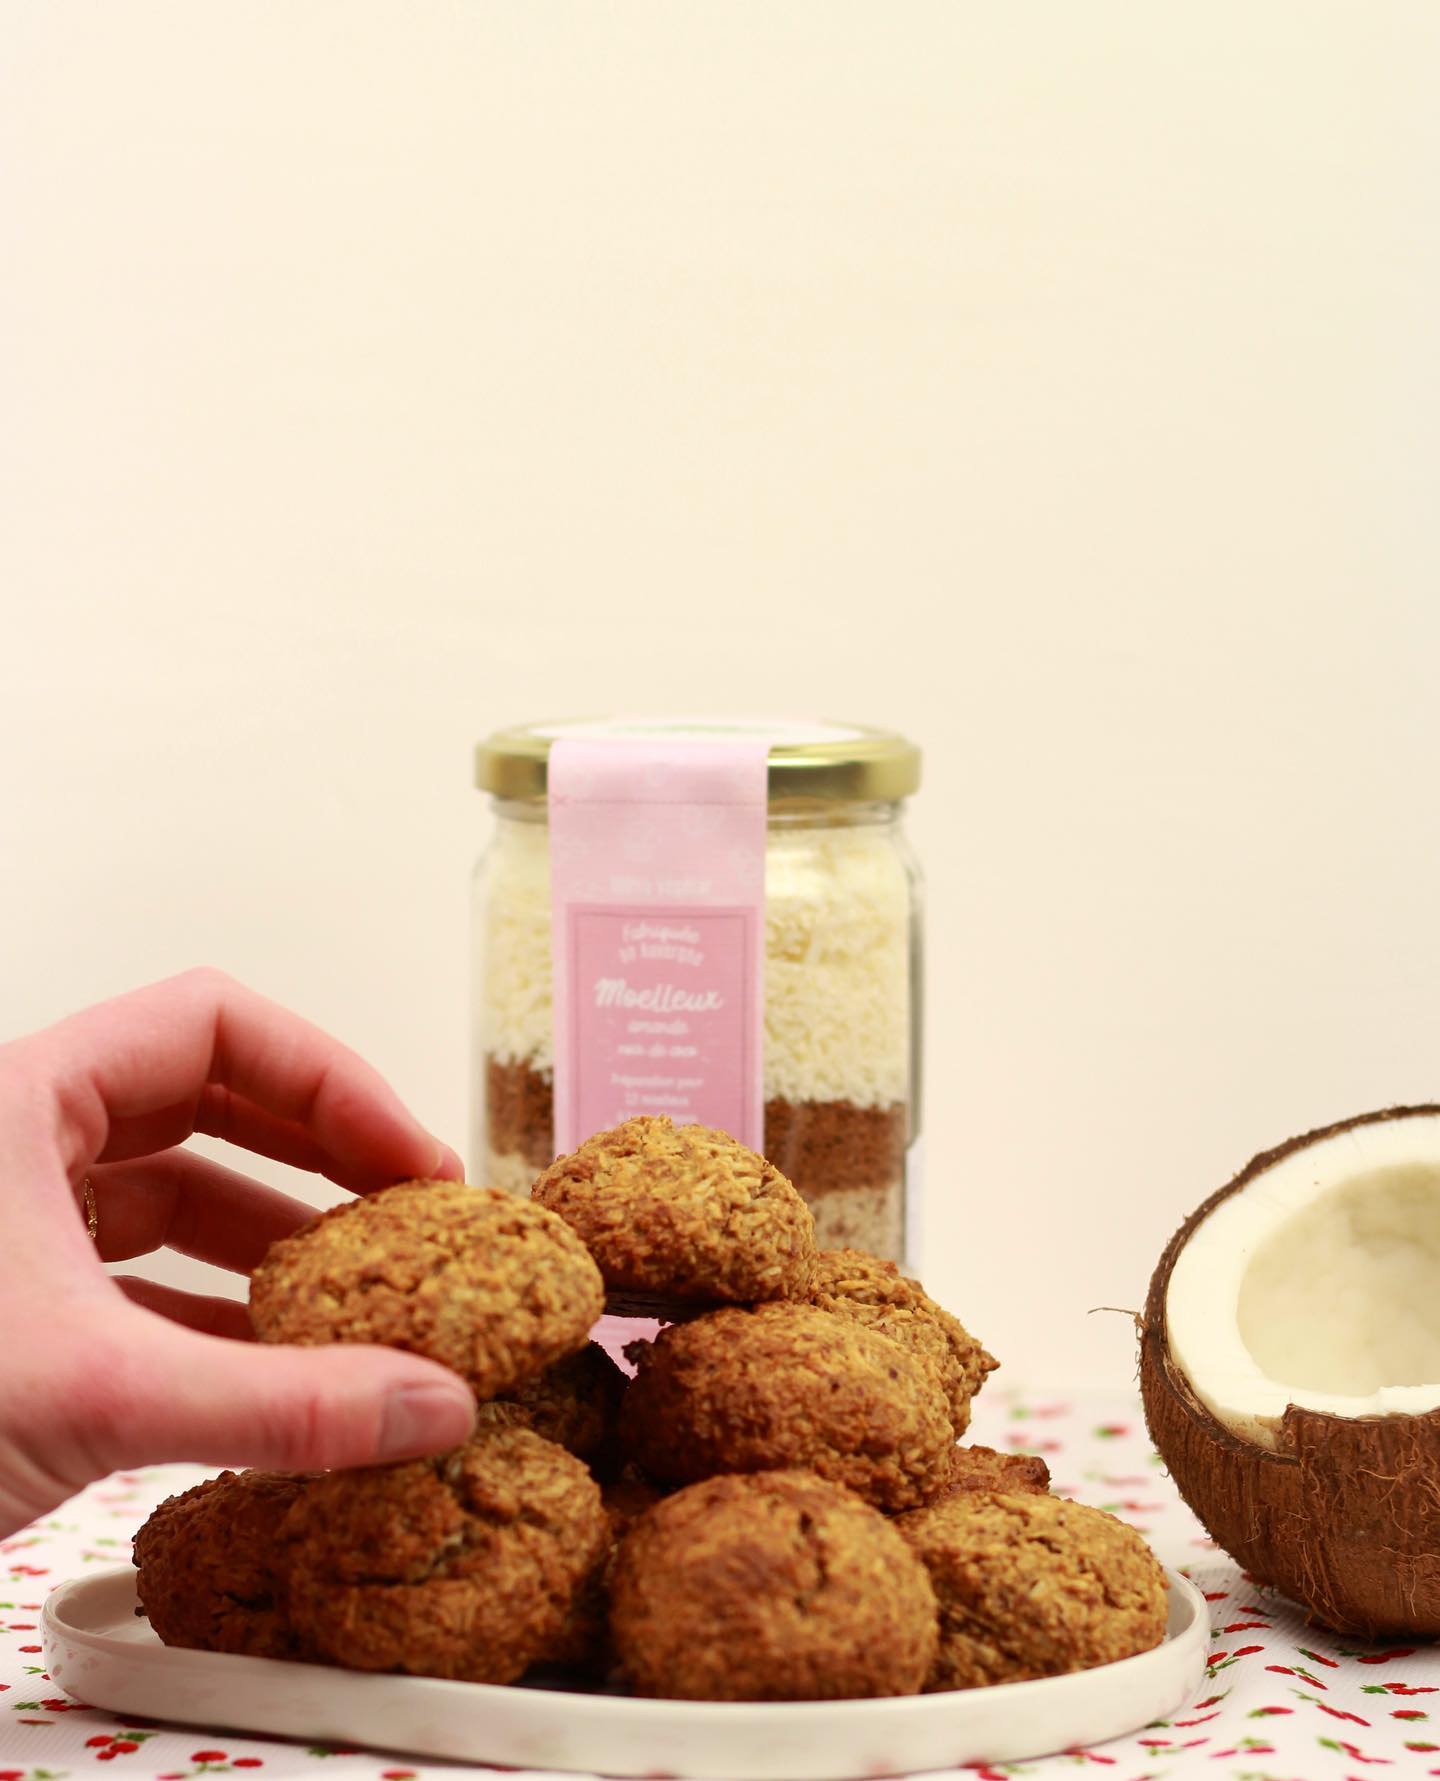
[3,1390,1437,1781]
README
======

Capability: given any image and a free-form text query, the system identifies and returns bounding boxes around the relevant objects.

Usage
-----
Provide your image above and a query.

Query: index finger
[33,968,457,1186]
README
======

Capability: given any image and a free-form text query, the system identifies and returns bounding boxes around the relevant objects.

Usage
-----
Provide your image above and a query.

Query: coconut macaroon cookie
[473,1341,627,1472]
[249,1180,604,1400]
[803,1247,997,1434]
[280,1426,610,1684]
[945,1443,1051,1497]
[532,1116,816,1303]
[896,1491,1168,1690]
[620,1302,955,1511]
[611,1471,939,1700]
[134,1469,314,1660]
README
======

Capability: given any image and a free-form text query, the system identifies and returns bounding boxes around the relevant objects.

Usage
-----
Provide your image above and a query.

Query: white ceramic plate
[43,1566,1209,1780]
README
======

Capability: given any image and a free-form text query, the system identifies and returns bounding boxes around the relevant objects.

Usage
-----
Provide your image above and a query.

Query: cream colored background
[3,3,1439,1392]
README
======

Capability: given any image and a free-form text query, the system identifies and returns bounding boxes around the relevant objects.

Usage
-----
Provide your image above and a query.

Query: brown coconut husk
[1140,1104,1440,1640]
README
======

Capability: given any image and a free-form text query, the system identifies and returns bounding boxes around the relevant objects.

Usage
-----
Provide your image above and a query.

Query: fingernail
[378,1382,475,1461]
[432,1140,466,1182]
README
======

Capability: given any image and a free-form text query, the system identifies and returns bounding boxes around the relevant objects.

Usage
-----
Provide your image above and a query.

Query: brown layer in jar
[762,1098,907,1200]
[486,1055,557,1171]
[767,1098,907,1262]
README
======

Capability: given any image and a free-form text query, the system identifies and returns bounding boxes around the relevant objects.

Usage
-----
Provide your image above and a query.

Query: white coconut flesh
[1166,1112,1440,1450]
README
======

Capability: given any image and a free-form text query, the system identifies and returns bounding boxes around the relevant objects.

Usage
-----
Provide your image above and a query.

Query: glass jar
[471,721,924,1265]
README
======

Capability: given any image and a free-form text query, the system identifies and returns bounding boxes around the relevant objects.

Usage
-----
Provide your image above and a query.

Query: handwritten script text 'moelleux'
[593,979,724,1013]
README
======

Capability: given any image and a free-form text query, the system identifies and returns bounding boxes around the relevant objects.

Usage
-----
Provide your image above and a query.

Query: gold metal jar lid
[475,719,921,803]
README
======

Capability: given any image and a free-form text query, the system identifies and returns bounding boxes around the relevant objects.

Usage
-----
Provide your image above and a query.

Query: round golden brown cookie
[602,1471,669,1533]
[803,1247,997,1434]
[611,1470,939,1700]
[537,1472,672,1681]
[279,1426,609,1684]
[134,1469,313,1659]
[945,1442,1050,1497]
[531,1116,815,1303]
[473,1342,626,1472]
[619,1302,955,1511]
[249,1180,604,1399]
[896,1490,1169,1689]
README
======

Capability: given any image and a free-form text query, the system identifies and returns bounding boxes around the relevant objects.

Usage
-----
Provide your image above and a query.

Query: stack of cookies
[133,1116,1168,1701]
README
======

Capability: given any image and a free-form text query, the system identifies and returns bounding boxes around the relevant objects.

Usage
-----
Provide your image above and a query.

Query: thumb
[89,1319,477,1474]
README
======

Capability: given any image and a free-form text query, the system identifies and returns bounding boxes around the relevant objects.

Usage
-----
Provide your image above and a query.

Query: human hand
[0,968,477,1537]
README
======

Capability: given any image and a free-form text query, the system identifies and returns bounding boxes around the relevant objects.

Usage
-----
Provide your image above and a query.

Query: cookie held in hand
[249,1179,603,1399]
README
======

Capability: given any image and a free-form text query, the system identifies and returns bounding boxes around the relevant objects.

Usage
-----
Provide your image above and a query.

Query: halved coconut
[1141,1105,1440,1637]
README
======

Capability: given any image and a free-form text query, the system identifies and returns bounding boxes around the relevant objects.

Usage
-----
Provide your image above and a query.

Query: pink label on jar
[548,734,768,1155]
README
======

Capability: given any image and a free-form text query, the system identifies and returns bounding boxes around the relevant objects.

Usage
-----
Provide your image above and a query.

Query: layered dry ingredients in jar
[472,723,921,1262]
